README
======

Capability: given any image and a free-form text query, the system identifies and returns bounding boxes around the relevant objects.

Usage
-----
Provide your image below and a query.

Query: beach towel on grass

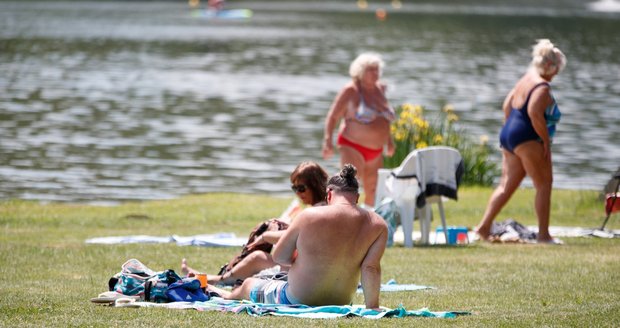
[356,279,434,293]
[114,297,469,319]
[85,233,246,247]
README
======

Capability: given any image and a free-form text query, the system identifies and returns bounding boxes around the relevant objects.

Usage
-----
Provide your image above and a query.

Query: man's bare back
[273,165,388,308]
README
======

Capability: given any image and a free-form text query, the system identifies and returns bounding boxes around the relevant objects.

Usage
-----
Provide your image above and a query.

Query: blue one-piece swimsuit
[499,82,561,153]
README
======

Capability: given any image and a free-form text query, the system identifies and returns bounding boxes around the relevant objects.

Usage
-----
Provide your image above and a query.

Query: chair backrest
[414,146,463,196]
[376,146,463,208]
[394,146,463,203]
[391,150,419,178]
[384,150,421,204]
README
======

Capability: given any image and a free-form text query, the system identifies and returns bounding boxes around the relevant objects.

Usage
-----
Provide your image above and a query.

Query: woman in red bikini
[322,52,396,207]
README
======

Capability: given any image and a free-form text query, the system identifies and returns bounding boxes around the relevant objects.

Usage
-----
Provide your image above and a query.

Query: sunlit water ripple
[1,0,619,204]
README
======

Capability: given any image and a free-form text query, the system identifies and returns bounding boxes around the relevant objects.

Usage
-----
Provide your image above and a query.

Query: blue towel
[114,297,469,319]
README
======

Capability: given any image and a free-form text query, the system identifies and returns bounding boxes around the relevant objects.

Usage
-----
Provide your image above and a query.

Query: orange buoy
[376,8,387,21]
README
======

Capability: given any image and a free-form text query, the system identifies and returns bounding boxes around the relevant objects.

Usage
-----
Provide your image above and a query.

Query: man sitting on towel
[208,164,388,309]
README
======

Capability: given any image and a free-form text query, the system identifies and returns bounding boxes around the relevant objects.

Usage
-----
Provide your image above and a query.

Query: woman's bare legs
[207,278,259,300]
[180,258,202,277]
[475,150,526,239]
[339,145,377,207]
[362,155,384,207]
[202,251,277,285]
[514,141,554,242]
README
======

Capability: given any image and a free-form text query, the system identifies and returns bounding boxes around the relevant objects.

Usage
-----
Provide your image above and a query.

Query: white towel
[388,146,463,206]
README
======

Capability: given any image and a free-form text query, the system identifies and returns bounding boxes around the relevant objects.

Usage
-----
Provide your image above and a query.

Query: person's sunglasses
[291,184,307,193]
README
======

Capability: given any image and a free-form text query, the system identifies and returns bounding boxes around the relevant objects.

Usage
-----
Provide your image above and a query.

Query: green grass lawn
[1,187,619,327]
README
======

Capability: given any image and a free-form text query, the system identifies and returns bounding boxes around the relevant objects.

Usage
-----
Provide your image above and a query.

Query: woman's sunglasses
[291,184,307,193]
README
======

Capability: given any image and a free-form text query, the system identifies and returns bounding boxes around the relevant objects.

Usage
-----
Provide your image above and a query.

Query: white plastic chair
[375,152,421,247]
[375,146,463,247]
[375,167,421,247]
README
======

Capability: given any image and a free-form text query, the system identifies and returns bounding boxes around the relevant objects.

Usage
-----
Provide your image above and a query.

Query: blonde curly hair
[531,39,567,76]
[349,52,385,81]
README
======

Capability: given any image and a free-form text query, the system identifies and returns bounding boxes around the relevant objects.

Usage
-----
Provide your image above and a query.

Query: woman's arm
[528,85,554,158]
[261,230,285,245]
[502,88,515,122]
[386,135,395,157]
[378,82,396,121]
[322,85,353,159]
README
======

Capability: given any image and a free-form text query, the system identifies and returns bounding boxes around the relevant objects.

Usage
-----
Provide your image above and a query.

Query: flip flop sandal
[90,292,138,305]
[115,298,141,308]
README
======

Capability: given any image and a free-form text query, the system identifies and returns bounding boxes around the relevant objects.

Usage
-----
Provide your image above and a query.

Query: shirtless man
[207,164,388,309]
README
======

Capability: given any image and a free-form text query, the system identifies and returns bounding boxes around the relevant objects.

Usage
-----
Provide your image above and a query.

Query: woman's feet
[474,225,491,241]
[181,258,201,277]
[475,223,562,244]
[537,234,563,244]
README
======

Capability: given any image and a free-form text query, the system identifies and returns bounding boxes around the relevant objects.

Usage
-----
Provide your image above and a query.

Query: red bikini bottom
[337,133,383,162]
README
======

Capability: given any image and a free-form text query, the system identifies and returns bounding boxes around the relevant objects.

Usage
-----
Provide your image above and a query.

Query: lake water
[1,0,619,204]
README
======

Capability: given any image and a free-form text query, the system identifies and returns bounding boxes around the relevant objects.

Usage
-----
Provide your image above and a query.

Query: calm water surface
[1,0,619,204]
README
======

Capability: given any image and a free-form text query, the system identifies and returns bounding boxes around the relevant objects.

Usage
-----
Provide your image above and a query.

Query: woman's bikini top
[346,86,396,124]
[544,94,561,139]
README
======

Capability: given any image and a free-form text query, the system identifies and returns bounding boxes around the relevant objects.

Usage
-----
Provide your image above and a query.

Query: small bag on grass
[108,258,183,303]
[165,278,209,302]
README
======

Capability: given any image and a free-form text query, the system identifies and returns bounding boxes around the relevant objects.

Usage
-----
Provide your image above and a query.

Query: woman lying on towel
[181,161,328,285]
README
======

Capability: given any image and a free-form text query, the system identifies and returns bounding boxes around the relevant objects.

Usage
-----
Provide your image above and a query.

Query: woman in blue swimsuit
[475,39,567,243]
[322,53,396,207]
